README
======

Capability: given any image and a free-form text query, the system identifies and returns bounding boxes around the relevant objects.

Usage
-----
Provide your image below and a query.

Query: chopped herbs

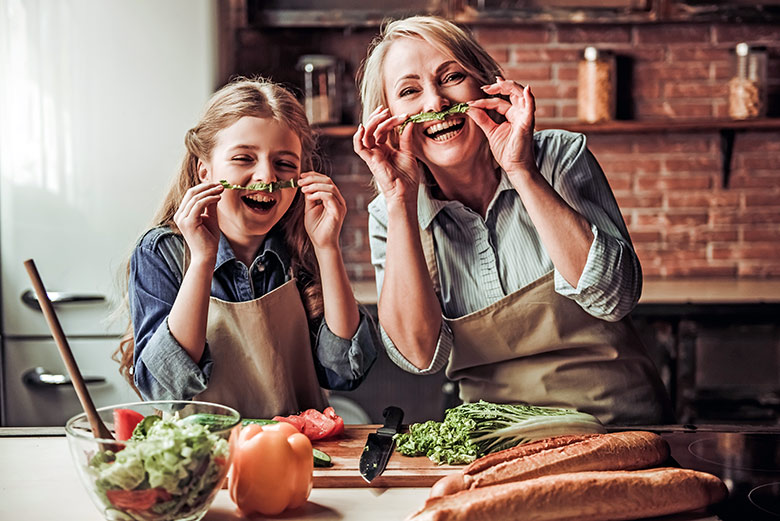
[397,103,470,134]
[394,400,605,465]
[219,179,297,193]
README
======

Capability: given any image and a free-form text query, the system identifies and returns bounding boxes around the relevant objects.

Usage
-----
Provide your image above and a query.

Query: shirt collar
[416,168,516,229]
[214,228,291,273]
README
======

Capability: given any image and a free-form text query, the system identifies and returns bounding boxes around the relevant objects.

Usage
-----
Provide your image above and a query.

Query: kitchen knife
[359,406,404,483]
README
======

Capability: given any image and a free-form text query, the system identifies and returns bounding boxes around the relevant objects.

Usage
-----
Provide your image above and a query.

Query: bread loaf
[430,431,670,498]
[409,467,728,521]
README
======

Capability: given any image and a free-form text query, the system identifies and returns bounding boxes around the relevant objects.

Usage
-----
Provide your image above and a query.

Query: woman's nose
[422,88,449,113]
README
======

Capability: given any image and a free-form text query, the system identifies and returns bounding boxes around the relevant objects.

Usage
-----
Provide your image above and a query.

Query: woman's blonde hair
[114,76,323,390]
[356,15,504,124]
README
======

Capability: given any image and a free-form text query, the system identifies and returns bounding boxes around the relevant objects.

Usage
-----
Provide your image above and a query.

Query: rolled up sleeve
[551,133,642,321]
[314,308,378,391]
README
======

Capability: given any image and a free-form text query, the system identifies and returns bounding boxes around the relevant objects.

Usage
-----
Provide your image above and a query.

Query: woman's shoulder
[134,226,185,270]
[533,128,587,152]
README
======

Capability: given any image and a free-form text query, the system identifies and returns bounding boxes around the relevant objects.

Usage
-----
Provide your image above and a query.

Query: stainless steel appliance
[0,0,218,426]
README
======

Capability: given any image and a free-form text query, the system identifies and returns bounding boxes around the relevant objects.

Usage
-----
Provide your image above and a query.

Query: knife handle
[377,406,404,436]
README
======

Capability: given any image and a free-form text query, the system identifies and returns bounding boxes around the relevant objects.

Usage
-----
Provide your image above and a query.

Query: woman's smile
[423,116,466,142]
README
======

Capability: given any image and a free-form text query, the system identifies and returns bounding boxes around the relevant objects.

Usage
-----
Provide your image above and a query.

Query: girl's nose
[252,160,276,183]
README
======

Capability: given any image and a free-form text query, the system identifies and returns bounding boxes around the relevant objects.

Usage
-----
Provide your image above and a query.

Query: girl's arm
[352,113,442,370]
[167,182,223,362]
[298,171,359,337]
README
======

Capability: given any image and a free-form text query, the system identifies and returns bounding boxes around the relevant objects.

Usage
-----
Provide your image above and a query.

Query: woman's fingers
[374,113,408,144]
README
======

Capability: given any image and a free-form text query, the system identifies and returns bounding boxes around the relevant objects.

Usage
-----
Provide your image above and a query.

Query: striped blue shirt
[367,130,642,374]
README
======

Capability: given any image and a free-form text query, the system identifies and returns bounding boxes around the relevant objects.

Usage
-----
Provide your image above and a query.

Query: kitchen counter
[6,425,780,521]
[352,278,780,306]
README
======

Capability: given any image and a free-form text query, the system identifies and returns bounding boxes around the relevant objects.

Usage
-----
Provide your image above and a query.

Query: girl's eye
[232,156,253,163]
[276,161,298,170]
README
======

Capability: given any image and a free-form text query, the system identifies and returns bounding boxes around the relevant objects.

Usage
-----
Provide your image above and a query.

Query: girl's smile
[200,116,301,244]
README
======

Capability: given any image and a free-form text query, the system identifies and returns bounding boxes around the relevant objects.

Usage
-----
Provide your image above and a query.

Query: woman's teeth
[424,119,465,141]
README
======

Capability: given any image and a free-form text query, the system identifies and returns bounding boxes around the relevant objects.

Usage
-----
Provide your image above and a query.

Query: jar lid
[582,47,612,61]
[733,43,768,56]
[296,54,339,71]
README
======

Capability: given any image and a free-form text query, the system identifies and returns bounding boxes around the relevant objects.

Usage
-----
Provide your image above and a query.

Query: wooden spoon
[24,259,115,442]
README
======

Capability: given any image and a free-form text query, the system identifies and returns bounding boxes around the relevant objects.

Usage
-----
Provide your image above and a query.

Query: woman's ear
[197,159,210,182]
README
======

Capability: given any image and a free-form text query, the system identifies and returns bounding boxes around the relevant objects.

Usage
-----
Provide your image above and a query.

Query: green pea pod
[397,102,470,134]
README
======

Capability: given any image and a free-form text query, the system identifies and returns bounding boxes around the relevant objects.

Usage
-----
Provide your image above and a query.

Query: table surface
[0,430,728,521]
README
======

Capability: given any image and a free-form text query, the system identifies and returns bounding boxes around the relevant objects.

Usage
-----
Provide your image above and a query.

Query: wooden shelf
[316,118,780,188]
[316,118,780,137]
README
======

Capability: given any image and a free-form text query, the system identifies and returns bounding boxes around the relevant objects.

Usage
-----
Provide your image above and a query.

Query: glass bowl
[65,400,240,521]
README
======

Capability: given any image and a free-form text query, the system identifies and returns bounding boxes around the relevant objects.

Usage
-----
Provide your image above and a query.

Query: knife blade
[359,406,404,483]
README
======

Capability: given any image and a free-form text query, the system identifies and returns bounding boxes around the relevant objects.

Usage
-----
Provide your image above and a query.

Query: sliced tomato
[272,414,306,433]
[322,406,345,437]
[105,488,171,511]
[300,408,336,440]
[113,409,145,441]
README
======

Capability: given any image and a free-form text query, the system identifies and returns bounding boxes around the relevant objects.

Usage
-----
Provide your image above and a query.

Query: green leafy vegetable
[88,413,230,521]
[219,179,297,192]
[397,102,470,134]
[394,400,605,465]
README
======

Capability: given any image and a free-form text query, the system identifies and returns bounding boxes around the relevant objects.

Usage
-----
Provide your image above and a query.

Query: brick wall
[237,21,780,282]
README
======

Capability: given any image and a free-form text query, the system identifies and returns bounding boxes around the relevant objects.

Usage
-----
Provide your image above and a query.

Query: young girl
[115,77,377,418]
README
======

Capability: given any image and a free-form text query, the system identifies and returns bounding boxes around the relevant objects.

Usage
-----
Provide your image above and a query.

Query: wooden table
[0,427,727,521]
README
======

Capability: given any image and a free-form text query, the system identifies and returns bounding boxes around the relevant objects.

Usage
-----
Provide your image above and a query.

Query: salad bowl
[65,400,240,521]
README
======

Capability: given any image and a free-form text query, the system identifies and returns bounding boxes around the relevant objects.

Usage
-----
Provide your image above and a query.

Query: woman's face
[382,36,485,170]
[200,115,300,240]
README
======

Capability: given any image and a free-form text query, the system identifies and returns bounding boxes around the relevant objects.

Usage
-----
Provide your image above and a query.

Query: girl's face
[200,116,301,241]
[382,36,485,170]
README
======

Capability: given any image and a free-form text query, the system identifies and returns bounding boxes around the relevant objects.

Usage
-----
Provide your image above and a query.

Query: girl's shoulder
[134,225,186,277]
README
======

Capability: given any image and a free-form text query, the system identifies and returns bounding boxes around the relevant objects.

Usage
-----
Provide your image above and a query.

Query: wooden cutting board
[312,425,461,488]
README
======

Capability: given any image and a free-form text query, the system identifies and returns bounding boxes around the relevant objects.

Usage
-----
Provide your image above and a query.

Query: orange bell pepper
[228,421,313,516]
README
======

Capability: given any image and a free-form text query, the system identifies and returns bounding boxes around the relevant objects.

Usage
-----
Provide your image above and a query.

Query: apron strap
[418,225,441,299]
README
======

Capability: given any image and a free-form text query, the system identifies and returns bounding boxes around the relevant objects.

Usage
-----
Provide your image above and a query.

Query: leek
[397,103,469,134]
[219,179,297,193]
[394,400,605,465]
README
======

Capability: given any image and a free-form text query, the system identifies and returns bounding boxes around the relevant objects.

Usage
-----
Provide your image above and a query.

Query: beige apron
[195,279,327,418]
[420,227,673,425]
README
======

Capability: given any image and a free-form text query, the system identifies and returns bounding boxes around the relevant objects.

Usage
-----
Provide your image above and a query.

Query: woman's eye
[399,86,418,98]
[443,72,465,84]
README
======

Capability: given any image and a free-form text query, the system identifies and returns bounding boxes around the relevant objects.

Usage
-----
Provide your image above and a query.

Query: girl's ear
[197,159,210,182]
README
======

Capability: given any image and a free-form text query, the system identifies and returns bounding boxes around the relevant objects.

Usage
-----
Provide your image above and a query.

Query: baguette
[430,431,669,498]
[409,467,728,521]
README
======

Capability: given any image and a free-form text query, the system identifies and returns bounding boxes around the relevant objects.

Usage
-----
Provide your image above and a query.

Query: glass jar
[728,43,767,120]
[296,54,342,125]
[577,47,616,124]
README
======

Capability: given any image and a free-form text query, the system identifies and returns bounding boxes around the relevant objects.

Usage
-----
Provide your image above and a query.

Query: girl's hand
[299,171,347,251]
[352,106,421,210]
[173,182,223,262]
[467,77,538,178]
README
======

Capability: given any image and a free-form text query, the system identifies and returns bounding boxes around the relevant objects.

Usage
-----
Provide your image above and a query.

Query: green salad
[87,414,230,521]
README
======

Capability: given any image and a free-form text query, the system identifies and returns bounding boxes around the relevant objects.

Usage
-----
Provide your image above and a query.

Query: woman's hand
[467,77,538,178]
[352,106,421,210]
[299,171,347,251]
[173,182,223,262]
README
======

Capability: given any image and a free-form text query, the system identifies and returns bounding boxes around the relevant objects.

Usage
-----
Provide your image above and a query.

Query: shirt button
[256,263,265,272]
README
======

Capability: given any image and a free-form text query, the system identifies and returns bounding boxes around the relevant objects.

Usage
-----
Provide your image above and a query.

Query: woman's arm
[468,81,593,288]
[353,111,442,369]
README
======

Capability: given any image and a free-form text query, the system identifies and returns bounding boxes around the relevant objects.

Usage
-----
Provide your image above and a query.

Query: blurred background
[1,0,778,427]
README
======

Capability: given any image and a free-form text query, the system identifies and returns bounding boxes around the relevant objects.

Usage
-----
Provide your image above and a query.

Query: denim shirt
[129,225,377,401]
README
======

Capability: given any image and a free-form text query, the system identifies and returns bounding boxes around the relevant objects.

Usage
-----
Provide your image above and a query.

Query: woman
[353,16,672,425]
[115,77,377,417]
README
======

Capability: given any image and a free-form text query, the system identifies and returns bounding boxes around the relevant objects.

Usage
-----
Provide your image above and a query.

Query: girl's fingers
[306,190,344,217]
[184,194,222,220]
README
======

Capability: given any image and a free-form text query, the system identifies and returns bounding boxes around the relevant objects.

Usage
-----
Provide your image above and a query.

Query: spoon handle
[23,259,115,441]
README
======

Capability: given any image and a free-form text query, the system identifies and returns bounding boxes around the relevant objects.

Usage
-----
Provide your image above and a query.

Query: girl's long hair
[113,77,323,391]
